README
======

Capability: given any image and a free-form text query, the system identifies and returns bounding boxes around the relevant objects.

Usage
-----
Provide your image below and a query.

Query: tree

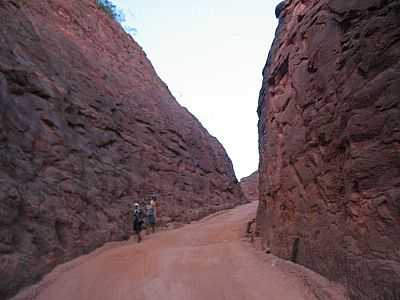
[96,0,137,35]
[96,0,124,22]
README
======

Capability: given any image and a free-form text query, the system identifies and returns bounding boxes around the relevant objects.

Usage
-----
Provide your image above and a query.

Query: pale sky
[111,0,281,179]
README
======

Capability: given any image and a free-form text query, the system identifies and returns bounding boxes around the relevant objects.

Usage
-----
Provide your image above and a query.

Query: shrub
[96,0,124,22]
[95,0,137,35]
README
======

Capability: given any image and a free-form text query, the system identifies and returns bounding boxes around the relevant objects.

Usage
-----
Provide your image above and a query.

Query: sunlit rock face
[257,0,400,299]
[240,171,259,202]
[0,0,245,297]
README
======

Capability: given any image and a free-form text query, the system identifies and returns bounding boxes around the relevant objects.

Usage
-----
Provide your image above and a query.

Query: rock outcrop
[240,171,259,202]
[0,0,245,298]
[257,0,400,299]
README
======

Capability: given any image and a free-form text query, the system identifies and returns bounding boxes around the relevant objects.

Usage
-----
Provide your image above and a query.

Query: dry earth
[12,202,348,300]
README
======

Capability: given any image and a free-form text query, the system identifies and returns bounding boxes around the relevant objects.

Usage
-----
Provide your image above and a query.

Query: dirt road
[13,202,348,300]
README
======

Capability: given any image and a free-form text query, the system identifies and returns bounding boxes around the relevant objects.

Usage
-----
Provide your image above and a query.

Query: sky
[111,0,281,179]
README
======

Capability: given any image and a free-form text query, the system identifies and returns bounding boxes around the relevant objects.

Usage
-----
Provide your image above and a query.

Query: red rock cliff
[257,0,400,299]
[0,0,245,298]
[240,171,259,202]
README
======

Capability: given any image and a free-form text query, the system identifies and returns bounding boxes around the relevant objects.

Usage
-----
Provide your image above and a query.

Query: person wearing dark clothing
[133,203,144,242]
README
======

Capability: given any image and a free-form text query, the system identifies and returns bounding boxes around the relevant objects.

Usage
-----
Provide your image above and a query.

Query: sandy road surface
[13,202,348,300]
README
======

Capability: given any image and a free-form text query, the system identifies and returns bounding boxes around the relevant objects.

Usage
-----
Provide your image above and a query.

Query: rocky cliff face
[0,0,245,298]
[240,171,259,202]
[257,0,400,299]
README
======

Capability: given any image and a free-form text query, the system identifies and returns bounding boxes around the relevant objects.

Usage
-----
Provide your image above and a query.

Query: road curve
[13,202,347,300]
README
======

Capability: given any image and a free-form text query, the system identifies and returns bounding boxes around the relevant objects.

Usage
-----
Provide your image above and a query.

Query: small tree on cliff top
[96,0,124,22]
[96,0,137,35]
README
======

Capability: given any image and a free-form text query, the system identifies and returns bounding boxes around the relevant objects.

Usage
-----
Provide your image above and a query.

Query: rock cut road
[13,202,348,300]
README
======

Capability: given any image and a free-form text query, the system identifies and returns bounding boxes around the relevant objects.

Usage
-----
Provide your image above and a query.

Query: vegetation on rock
[96,0,136,35]
[96,0,124,22]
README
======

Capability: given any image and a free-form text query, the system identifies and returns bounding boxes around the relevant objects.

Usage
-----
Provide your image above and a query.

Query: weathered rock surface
[240,171,259,202]
[257,0,400,299]
[0,0,245,298]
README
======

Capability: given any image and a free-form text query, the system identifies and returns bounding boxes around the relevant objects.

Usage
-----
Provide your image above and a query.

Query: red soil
[13,202,348,300]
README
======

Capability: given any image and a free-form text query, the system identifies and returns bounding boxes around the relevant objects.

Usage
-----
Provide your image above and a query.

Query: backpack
[134,208,143,225]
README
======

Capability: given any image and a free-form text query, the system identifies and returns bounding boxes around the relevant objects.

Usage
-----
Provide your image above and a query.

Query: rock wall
[240,171,259,202]
[0,0,245,298]
[257,0,400,299]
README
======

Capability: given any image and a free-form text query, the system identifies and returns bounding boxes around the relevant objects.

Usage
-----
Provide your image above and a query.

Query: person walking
[146,200,156,234]
[150,199,157,217]
[133,203,144,242]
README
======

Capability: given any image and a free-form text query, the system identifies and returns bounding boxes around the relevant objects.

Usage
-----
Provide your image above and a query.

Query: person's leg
[152,223,155,233]
[146,220,150,235]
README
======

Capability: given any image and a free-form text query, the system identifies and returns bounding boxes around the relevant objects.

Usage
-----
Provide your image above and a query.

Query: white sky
[111,0,281,179]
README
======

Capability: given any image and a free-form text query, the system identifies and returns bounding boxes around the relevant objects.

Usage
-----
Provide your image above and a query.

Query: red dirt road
[13,202,348,300]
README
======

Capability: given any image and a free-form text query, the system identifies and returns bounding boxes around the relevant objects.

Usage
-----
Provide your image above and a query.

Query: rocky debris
[239,171,259,202]
[257,0,400,299]
[0,0,246,298]
[245,218,257,243]
[241,172,260,242]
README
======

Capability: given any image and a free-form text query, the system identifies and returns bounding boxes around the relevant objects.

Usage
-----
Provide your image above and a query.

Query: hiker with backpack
[133,203,144,242]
